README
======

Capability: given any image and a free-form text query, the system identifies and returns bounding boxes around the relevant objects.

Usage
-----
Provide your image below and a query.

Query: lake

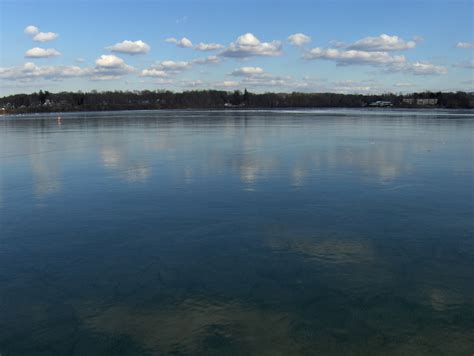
[1,109,473,355]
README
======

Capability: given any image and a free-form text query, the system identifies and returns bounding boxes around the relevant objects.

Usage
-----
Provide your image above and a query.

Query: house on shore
[402,98,438,106]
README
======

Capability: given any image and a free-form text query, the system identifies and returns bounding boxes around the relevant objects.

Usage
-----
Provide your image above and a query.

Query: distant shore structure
[369,100,393,107]
[403,98,439,106]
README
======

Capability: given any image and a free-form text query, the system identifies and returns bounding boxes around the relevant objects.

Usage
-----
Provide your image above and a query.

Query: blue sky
[0,0,472,95]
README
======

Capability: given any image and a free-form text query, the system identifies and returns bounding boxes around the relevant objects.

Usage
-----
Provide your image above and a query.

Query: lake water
[1,109,473,355]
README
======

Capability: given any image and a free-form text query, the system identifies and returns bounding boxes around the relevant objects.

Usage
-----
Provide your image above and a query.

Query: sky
[0,0,473,96]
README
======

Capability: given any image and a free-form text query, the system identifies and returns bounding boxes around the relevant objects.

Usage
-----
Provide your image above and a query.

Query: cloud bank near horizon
[0,21,471,95]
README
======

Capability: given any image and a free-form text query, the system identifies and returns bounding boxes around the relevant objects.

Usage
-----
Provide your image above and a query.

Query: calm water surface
[1,109,473,355]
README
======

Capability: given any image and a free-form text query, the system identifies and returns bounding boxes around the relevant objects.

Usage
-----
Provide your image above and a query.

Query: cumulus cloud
[195,42,224,51]
[140,55,219,78]
[231,66,265,76]
[24,26,59,42]
[305,45,447,75]
[347,34,416,51]
[221,33,282,58]
[166,37,223,51]
[25,47,61,58]
[140,60,192,78]
[93,54,135,79]
[305,47,406,66]
[140,68,168,77]
[0,55,135,81]
[165,37,193,48]
[456,42,474,49]
[106,40,150,54]
[288,33,311,46]
[0,62,89,81]
[24,25,39,35]
[96,54,128,68]
[158,60,192,71]
[390,61,448,75]
[33,32,59,42]
[192,55,220,65]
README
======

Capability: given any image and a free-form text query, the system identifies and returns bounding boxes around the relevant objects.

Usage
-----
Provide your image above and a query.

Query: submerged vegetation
[1,89,473,113]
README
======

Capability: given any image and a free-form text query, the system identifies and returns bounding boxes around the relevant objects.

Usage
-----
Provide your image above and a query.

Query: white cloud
[347,34,416,51]
[305,47,406,66]
[221,80,239,87]
[166,37,223,51]
[140,60,192,78]
[288,33,311,46]
[0,62,89,81]
[221,33,282,58]
[141,56,219,78]
[24,25,39,35]
[195,42,224,51]
[107,40,150,54]
[140,68,168,77]
[192,55,220,65]
[95,54,126,68]
[305,46,446,76]
[0,55,135,82]
[231,66,265,76]
[159,60,192,71]
[33,32,59,42]
[25,47,61,58]
[178,37,193,48]
[94,54,135,79]
[390,61,448,75]
[165,37,193,48]
[456,42,474,49]
[24,25,59,42]
[91,75,123,81]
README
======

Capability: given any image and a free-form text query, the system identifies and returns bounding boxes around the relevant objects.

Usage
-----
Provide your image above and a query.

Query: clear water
[1,109,473,355]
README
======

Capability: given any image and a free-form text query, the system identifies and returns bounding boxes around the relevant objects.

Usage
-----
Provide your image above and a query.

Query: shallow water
[1,109,473,355]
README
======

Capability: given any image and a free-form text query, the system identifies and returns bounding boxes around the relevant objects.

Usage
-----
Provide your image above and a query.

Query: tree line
[1,89,472,113]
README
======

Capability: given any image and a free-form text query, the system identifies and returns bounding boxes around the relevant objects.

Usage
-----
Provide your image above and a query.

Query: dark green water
[1,109,473,355]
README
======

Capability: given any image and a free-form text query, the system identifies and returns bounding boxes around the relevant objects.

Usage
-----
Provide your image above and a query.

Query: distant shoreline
[2,90,473,114]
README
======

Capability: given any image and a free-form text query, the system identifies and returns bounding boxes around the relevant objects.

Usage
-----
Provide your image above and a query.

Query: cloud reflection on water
[81,298,296,355]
